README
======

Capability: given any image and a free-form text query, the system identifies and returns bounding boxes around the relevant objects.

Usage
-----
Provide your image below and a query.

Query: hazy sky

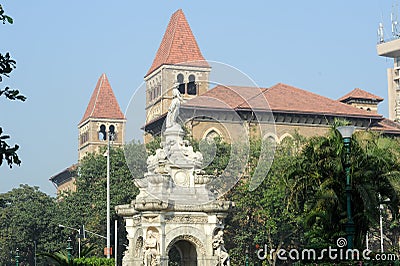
[0,0,397,196]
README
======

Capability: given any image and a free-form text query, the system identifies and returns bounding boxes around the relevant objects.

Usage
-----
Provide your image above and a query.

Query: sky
[0,0,397,196]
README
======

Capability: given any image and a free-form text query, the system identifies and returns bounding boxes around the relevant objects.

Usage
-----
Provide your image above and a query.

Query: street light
[59,224,81,258]
[105,130,114,259]
[337,125,355,250]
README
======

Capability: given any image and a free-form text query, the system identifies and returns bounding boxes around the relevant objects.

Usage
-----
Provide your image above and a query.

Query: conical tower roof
[79,74,125,124]
[145,9,209,77]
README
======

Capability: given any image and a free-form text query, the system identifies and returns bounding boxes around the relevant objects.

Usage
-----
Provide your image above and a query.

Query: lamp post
[15,248,19,266]
[66,237,72,263]
[337,126,355,250]
[105,130,114,259]
[59,224,81,258]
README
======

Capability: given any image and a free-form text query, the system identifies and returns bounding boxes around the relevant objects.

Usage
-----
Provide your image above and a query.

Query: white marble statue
[166,87,184,128]
[143,230,160,266]
[212,231,230,266]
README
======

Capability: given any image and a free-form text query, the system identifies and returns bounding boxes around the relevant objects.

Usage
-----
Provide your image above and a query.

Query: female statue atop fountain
[166,86,184,128]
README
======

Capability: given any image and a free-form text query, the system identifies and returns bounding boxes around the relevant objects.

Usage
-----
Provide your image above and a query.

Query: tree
[225,135,306,265]
[0,185,61,265]
[0,4,26,168]
[57,142,146,263]
[287,127,400,250]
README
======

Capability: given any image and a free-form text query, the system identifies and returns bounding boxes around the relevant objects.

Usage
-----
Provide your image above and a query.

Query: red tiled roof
[338,88,384,102]
[372,118,400,134]
[184,83,382,118]
[79,74,125,124]
[145,9,209,77]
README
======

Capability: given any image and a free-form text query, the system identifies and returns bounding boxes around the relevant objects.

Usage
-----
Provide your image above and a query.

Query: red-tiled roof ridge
[79,74,125,125]
[338,88,384,102]
[265,83,382,117]
[145,9,209,77]
[185,83,382,118]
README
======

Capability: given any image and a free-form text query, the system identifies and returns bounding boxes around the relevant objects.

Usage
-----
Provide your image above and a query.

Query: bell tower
[144,9,211,126]
[78,73,126,160]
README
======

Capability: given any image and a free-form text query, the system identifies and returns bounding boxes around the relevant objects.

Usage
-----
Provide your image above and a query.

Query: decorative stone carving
[212,231,230,266]
[143,229,160,266]
[165,215,208,224]
[117,81,233,265]
[134,236,143,257]
[166,87,184,128]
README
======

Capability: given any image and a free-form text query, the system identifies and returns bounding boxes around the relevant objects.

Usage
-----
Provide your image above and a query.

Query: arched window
[109,125,115,141]
[99,124,106,141]
[187,74,197,95]
[177,74,185,94]
[205,130,221,142]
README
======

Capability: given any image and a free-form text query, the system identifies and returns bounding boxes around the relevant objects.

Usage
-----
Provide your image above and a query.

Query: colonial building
[50,74,125,194]
[144,10,400,144]
[51,9,400,194]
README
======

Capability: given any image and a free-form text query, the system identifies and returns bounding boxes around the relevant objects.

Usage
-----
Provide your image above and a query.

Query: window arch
[203,128,223,142]
[109,125,115,140]
[177,74,185,94]
[187,74,197,95]
[99,124,106,141]
[279,133,294,143]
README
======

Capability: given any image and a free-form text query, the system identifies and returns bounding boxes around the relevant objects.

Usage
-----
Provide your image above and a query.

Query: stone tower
[78,73,126,160]
[144,9,211,131]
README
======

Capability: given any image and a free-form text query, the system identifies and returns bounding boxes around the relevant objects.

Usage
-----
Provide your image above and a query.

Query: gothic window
[177,74,185,94]
[187,74,197,95]
[205,130,221,141]
[99,124,106,141]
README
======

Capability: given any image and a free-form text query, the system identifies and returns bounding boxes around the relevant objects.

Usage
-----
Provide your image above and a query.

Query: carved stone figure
[143,230,160,266]
[212,231,230,266]
[166,87,184,128]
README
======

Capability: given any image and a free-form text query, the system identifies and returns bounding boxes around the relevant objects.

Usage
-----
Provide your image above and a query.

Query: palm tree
[287,124,400,249]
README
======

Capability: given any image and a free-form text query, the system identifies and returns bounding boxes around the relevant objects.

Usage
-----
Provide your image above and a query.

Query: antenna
[378,22,385,43]
[391,2,400,38]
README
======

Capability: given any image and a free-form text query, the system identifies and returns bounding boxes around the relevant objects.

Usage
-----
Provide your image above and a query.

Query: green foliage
[225,135,305,265]
[287,129,400,250]
[0,6,26,168]
[0,185,61,265]
[74,257,115,265]
[0,4,13,24]
[57,143,145,262]
[39,251,115,266]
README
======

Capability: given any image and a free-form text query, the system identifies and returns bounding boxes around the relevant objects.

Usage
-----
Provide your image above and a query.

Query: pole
[115,219,118,266]
[380,202,384,252]
[245,247,249,266]
[34,241,37,266]
[106,132,111,258]
[15,248,19,266]
[343,137,355,250]
[78,237,81,258]
[67,237,72,263]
